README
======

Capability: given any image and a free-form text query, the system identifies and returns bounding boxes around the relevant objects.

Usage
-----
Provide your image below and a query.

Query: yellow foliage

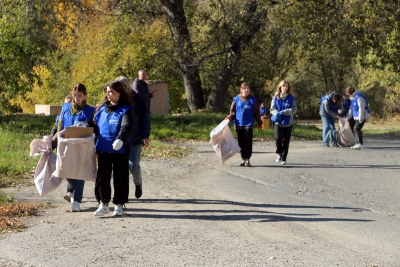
[10,65,55,114]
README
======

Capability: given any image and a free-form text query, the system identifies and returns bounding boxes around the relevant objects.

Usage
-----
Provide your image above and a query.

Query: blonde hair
[115,76,131,94]
[274,80,292,99]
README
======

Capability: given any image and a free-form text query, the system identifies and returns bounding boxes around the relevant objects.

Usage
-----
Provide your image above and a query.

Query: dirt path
[1,138,400,266]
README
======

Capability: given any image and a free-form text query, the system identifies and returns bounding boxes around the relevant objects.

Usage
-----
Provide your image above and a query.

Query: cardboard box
[64,127,94,138]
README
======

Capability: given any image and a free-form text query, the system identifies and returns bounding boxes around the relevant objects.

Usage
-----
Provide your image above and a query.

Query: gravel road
[1,137,400,266]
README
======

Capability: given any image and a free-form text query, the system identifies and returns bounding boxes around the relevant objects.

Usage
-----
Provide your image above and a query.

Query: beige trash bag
[337,117,356,147]
[210,120,241,163]
[30,135,63,196]
[53,129,96,182]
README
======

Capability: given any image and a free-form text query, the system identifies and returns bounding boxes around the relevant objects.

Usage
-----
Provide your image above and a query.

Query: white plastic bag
[337,117,356,147]
[30,135,63,196]
[210,120,241,163]
[53,129,96,182]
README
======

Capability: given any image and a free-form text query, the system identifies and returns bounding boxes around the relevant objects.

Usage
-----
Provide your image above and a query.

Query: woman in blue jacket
[93,81,134,216]
[226,82,263,167]
[270,80,297,165]
[52,83,95,212]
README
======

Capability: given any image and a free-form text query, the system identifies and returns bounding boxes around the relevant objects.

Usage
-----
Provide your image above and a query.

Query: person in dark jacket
[93,81,134,217]
[225,82,263,167]
[132,69,154,112]
[116,76,151,199]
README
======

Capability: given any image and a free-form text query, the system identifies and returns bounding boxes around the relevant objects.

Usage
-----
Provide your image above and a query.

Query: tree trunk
[158,0,204,111]
[206,51,240,112]
[205,0,266,112]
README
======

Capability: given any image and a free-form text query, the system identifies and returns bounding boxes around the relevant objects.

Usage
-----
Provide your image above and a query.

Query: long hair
[97,81,132,109]
[274,80,292,99]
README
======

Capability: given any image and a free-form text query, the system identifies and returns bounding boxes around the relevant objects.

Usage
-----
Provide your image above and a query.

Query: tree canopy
[1,0,399,117]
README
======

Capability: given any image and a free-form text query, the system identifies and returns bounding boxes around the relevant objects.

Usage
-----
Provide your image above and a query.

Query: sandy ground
[1,137,400,267]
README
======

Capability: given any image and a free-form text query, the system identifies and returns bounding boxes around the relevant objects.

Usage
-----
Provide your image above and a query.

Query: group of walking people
[226,80,297,167]
[226,80,370,168]
[52,70,152,217]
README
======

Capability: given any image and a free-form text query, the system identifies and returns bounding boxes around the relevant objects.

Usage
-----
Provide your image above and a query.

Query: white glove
[112,139,123,150]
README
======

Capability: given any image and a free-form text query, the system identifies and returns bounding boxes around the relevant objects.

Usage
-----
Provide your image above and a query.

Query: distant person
[225,82,263,167]
[132,70,154,112]
[52,84,96,212]
[343,94,355,133]
[116,76,151,199]
[319,92,343,147]
[93,81,134,216]
[270,80,297,165]
[345,86,371,150]
[259,102,266,116]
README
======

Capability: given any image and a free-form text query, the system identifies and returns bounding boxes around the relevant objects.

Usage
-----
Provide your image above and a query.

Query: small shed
[35,105,62,116]
[147,80,169,115]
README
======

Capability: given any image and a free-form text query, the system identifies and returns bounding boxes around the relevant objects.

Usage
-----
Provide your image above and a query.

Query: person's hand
[112,139,123,150]
[258,124,263,131]
[142,138,151,146]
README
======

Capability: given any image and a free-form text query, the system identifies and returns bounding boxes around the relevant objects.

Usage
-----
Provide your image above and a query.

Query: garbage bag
[53,129,96,182]
[337,117,356,147]
[30,135,63,196]
[210,120,241,163]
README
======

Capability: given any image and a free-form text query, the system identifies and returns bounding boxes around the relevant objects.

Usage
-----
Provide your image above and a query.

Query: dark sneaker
[240,160,246,167]
[332,144,339,147]
[135,185,142,199]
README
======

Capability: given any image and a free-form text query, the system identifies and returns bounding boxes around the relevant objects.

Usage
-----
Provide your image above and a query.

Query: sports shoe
[240,160,246,166]
[135,185,142,199]
[93,203,110,216]
[352,143,363,150]
[113,204,124,216]
[71,201,80,212]
[244,160,251,167]
[322,144,330,147]
[276,156,281,163]
[64,192,73,203]
[281,161,287,165]
[332,143,339,147]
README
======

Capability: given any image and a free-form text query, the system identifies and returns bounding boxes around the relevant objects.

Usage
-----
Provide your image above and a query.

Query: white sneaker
[113,204,124,216]
[281,161,287,165]
[71,201,80,212]
[64,192,73,203]
[352,144,363,150]
[93,203,110,216]
[276,156,281,163]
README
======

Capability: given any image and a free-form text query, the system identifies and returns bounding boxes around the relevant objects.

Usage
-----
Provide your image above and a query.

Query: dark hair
[98,81,132,109]
[333,93,341,102]
[71,83,87,95]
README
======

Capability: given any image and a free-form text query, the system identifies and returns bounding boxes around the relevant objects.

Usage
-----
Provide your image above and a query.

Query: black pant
[348,117,355,134]
[274,124,293,161]
[354,120,366,145]
[95,150,130,205]
[236,128,253,160]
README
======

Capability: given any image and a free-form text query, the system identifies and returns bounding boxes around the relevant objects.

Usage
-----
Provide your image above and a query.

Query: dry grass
[0,196,52,234]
